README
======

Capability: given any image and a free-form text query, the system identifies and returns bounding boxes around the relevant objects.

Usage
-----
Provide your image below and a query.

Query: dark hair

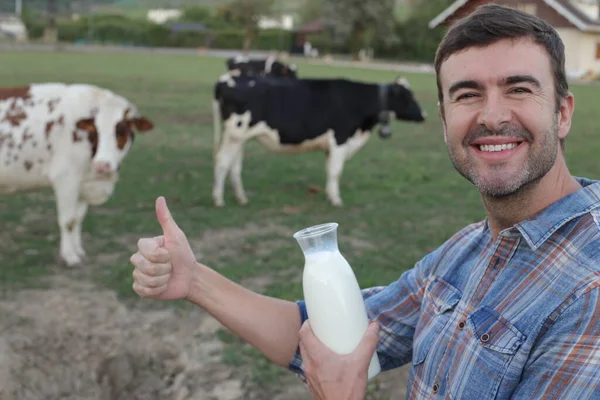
[434,4,569,111]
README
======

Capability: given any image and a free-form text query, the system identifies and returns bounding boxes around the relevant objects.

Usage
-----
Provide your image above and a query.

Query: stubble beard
[447,120,559,199]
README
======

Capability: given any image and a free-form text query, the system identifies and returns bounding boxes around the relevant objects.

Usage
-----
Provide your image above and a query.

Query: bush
[210,29,245,49]
[20,0,453,63]
[50,16,293,51]
[252,29,292,51]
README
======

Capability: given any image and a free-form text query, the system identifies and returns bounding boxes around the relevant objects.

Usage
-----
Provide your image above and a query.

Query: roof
[428,0,600,32]
[295,18,327,33]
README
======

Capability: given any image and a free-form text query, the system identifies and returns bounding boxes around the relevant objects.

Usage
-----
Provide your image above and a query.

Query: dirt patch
[188,221,377,266]
[0,275,234,400]
[188,222,295,265]
[0,216,407,400]
[0,270,410,400]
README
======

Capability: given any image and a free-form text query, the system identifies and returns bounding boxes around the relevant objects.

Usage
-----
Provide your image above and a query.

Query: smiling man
[129,4,600,400]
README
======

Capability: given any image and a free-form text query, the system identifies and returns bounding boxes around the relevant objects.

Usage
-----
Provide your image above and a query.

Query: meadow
[1,49,599,398]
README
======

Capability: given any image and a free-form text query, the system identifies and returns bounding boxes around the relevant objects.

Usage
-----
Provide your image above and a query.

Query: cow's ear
[396,76,410,88]
[132,117,154,132]
[76,118,96,132]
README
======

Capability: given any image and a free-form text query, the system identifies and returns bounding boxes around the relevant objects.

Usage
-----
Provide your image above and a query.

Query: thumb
[155,196,181,237]
[354,321,380,360]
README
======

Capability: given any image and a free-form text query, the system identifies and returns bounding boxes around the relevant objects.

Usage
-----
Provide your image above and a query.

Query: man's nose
[476,95,512,132]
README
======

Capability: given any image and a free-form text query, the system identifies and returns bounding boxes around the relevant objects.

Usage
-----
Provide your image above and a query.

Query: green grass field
[2,49,600,295]
[1,49,599,392]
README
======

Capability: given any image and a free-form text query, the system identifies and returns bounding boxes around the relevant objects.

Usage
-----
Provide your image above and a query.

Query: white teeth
[479,143,518,152]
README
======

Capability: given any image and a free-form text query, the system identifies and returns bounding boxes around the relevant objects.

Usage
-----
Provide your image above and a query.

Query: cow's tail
[212,87,222,165]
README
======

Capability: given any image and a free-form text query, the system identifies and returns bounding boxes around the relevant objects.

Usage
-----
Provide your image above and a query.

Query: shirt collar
[508,177,600,249]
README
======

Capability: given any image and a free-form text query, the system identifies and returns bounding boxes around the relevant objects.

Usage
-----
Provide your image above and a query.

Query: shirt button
[433,383,439,393]
[481,333,490,343]
[458,320,466,329]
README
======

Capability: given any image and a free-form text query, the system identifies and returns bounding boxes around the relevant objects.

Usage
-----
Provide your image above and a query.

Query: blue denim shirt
[291,177,600,399]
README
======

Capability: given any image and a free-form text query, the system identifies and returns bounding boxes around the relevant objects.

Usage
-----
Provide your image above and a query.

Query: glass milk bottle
[293,222,381,380]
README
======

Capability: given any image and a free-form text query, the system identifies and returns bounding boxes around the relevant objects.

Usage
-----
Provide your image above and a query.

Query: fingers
[353,321,380,361]
[299,320,380,362]
[130,253,172,298]
[133,281,167,298]
[136,237,170,263]
[130,252,172,276]
[132,267,171,287]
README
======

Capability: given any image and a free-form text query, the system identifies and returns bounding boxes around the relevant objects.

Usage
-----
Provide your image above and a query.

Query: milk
[302,249,381,380]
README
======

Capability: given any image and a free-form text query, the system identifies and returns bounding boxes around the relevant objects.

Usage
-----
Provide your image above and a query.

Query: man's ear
[557,92,574,141]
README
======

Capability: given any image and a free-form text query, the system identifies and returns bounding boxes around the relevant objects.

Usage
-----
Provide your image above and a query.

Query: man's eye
[511,87,531,93]
[456,93,478,100]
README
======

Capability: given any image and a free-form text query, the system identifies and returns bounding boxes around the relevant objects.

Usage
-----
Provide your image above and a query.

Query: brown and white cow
[0,83,154,266]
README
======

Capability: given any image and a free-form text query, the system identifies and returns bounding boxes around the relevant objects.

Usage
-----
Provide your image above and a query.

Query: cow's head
[74,99,153,178]
[269,61,298,78]
[388,77,427,124]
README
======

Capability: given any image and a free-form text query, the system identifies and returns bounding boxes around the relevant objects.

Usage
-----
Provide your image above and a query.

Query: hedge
[22,14,443,62]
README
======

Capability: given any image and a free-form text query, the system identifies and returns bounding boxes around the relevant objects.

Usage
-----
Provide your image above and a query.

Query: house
[290,19,326,56]
[0,13,27,42]
[258,14,295,30]
[429,1,600,79]
[147,9,183,24]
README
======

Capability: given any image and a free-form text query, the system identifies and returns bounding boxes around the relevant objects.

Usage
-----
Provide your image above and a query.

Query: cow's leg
[73,200,89,259]
[229,146,248,205]
[52,176,84,266]
[325,145,347,206]
[324,130,370,206]
[213,136,244,207]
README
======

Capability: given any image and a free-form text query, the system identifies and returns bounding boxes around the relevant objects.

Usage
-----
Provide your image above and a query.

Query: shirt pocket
[447,306,526,400]
[413,276,461,365]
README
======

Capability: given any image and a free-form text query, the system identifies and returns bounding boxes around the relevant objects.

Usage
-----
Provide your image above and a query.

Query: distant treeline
[21,5,449,62]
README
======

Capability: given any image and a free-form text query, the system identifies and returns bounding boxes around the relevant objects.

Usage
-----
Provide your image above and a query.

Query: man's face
[438,37,572,198]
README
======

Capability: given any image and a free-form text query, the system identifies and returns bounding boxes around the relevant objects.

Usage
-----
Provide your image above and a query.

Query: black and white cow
[211,75,426,207]
[225,55,298,78]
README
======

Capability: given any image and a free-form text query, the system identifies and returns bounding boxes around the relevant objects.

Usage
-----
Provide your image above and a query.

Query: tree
[298,0,323,25]
[220,0,275,53]
[392,0,454,62]
[322,0,398,58]
[179,6,231,30]
[43,0,58,43]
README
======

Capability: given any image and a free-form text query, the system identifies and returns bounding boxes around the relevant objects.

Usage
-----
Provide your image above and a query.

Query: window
[515,4,537,15]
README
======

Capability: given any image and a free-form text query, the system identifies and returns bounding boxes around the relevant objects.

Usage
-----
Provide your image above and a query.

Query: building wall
[580,32,600,73]
[555,27,584,75]
[440,1,600,76]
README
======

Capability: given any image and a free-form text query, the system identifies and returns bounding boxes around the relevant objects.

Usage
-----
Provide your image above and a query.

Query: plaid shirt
[290,177,600,399]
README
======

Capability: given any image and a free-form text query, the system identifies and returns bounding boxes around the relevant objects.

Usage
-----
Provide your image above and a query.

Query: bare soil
[0,223,410,400]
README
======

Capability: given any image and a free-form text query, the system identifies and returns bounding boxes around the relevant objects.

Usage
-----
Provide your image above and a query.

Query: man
[130,4,600,399]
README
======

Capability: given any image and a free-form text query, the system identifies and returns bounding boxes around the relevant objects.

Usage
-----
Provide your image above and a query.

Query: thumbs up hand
[130,196,198,301]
